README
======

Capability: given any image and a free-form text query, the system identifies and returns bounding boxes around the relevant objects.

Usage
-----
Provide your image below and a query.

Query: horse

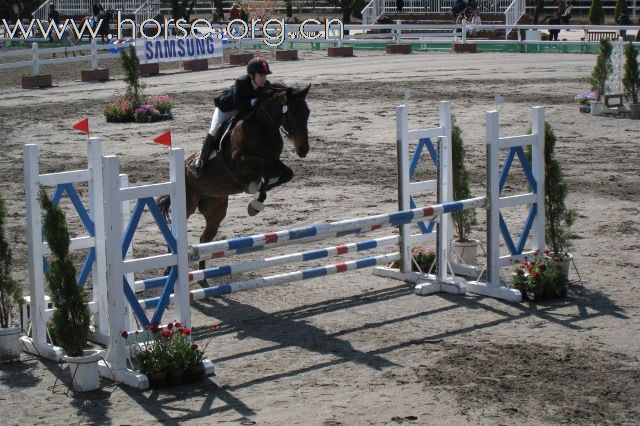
[158,83,311,277]
[51,24,81,58]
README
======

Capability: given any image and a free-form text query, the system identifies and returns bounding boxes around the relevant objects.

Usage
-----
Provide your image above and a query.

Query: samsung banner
[135,35,223,64]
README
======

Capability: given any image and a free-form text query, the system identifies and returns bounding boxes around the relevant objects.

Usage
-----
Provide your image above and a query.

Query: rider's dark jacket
[214,75,270,112]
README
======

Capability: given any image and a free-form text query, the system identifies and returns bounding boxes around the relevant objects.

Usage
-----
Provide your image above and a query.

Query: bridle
[259,90,293,139]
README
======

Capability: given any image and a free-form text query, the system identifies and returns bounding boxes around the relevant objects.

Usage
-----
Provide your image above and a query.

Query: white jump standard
[375,103,546,302]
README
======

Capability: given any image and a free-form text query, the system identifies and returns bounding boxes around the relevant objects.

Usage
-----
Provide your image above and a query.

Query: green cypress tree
[40,189,91,357]
[451,118,477,242]
[614,0,629,22]
[589,39,613,97]
[623,42,639,104]
[589,0,605,24]
[0,195,22,329]
[121,45,143,106]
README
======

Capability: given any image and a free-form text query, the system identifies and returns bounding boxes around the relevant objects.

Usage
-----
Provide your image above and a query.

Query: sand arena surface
[0,50,639,424]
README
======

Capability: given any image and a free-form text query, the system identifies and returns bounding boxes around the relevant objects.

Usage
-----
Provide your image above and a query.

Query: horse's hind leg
[196,196,229,285]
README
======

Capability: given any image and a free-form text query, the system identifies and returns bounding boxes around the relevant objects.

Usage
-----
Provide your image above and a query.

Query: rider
[188,56,272,177]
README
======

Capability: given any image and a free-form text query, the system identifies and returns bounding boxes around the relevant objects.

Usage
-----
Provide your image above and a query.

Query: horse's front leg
[236,156,293,216]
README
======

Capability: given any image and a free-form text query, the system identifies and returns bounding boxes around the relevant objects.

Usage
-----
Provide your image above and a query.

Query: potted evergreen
[622,42,640,119]
[0,194,23,362]
[40,190,100,392]
[450,118,479,265]
[532,124,577,285]
[589,39,612,115]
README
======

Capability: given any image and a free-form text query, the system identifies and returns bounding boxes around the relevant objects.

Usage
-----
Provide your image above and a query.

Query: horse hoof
[248,200,264,216]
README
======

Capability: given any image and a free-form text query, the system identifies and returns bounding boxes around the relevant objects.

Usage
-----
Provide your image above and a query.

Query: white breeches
[208,108,238,136]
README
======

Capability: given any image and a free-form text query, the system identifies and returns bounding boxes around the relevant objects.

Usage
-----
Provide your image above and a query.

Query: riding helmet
[247,56,272,75]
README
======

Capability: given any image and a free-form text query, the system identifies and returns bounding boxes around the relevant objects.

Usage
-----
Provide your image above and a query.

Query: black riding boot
[188,133,217,177]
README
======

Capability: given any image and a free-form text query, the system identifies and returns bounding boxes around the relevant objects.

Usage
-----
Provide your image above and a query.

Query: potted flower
[589,39,613,115]
[511,254,565,302]
[574,91,598,113]
[127,321,218,387]
[0,194,24,362]
[40,190,100,392]
[451,117,479,265]
[104,47,174,124]
[622,42,640,119]
[410,246,436,273]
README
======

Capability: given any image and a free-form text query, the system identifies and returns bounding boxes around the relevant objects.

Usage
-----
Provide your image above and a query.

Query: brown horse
[158,83,311,273]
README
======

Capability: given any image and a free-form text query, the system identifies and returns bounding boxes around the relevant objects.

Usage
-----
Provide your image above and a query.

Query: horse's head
[283,84,311,158]
[257,84,311,158]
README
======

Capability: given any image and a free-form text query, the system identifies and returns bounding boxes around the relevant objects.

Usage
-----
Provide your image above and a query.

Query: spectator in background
[49,4,60,41]
[396,0,404,13]
[469,9,481,36]
[548,11,561,41]
[452,0,466,21]
[286,1,293,18]
[560,1,572,25]
[93,0,105,19]
[229,3,241,21]
[240,4,249,22]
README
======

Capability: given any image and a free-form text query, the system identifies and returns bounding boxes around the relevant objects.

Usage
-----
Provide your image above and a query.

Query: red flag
[153,131,172,147]
[72,118,89,135]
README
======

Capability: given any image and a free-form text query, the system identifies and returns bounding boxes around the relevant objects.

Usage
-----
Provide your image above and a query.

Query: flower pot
[186,364,205,382]
[629,103,640,120]
[589,100,605,116]
[547,252,573,283]
[453,239,480,265]
[147,371,168,388]
[578,104,590,113]
[0,327,22,362]
[63,350,102,392]
[167,368,187,386]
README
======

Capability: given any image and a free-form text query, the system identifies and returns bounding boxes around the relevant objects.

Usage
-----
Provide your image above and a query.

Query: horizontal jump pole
[135,235,400,292]
[190,197,488,262]
[137,252,401,310]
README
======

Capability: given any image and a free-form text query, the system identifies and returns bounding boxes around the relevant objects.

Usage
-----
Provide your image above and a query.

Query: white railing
[31,0,157,21]
[361,0,519,24]
[0,39,133,74]
[504,0,525,39]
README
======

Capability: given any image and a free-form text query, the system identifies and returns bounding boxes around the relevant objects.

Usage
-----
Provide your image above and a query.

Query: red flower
[167,322,174,330]
[539,264,546,272]
[174,322,182,328]
[121,331,128,339]
[544,248,551,254]
[211,323,220,330]
[514,260,520,264]
[162,330,172,338]
[191,344,198,350]
[182,328,191,336]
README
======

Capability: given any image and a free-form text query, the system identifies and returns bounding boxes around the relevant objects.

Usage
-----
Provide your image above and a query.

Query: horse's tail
[157,195,171,222]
